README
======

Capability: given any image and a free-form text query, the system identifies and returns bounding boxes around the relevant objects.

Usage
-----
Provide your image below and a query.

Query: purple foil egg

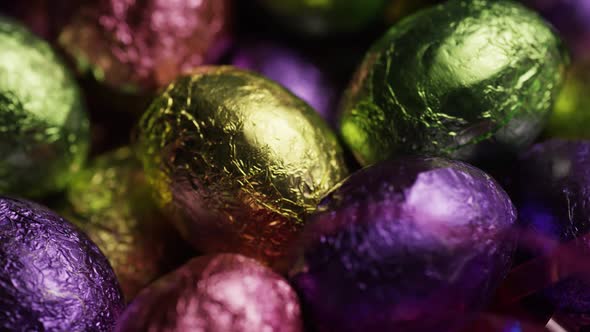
[516,139,590,314]
[290,157,517,332]
[232,42,337,123]
[116,254,303,332]
[522,0,590,58]
[0,197,124,331]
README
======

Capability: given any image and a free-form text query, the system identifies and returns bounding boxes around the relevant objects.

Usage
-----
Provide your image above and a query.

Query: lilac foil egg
[516,140,590,315]
[290,157,517,332]
[116,254,303,332]
[0,197,124,331]
[232,42,337,123]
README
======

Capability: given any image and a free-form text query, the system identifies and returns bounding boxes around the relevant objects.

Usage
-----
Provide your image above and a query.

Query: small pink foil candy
[59,0,232,93]
[115,254,303,332]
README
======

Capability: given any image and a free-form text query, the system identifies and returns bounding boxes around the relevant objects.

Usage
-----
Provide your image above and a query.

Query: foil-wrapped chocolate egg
[516,140,590,315]
[232,41,337,123]
[59,0,231,93]
[291,157,517,332]
[0,197,124,330]
[138,66,348,270]
[115,254,303,332]
[63,147,191,300]
[340,0,568,165]
[544,58,590,139]
[259,0,388,36]
[0,16,89,197]
[522,0,590,59]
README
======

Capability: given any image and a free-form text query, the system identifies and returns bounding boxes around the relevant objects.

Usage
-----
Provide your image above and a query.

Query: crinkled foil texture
[291,157,517,332]
[340,0,568,165]
[138,66,348,270]
[59,0,231,92]
[0,197,124,331]
[64,147,189,300]
[516,140,590,314]
[116,254,303,332]
[0,17,89,197]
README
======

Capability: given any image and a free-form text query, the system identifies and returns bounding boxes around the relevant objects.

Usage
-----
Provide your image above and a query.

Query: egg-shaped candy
[516,140,590,315]
[115,254,303,332]
[0,197,124,331]
[137,66,348,270]
[291,157,517,332]
[0,16,89,197]
[258,0,388,36]
[340,0,568,165]
[63,147,191,300]
[59,0,231,94]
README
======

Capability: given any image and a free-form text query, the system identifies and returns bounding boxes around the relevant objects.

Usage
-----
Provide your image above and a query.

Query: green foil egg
[64,148,189,300]
[340,0,568,165]
[259,0,389,36]
[0,16,89,196]
[544,58,590,139]
[138,66,348,271]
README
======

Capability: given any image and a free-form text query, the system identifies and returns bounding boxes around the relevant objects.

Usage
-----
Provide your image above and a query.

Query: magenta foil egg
[116,254,303,332]
[0,197,124,331]
[59,0,232,93]
[290,157,517,332]
[232,42,337,123]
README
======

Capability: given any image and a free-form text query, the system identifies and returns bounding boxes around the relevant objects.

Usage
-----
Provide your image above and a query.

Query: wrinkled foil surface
[0,16,89,197]
[340,0,568,165]
[516,140,590,314]
[64,147,190,300]
[116,254,303,332]
[59,0,231,93]
[138,66,348,270]
[291,157,517,332]
[0,197,124,331]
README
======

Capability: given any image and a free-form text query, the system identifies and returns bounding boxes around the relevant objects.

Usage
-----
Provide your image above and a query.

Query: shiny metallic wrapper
[59,0,232,93]
[137,66,348,271]
[0,197,124,331]
[64,147,191,300]
[291,157,517,332]
[340,0,568,165]
[0,16,89,197]
[115,254,303,332]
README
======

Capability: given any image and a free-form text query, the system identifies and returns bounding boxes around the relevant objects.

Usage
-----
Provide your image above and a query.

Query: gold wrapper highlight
[137,66,348,271]
[63,147,189,300]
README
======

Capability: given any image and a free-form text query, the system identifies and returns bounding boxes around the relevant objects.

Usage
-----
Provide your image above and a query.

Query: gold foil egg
[137,66,348,270]
[64,147,190,300]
